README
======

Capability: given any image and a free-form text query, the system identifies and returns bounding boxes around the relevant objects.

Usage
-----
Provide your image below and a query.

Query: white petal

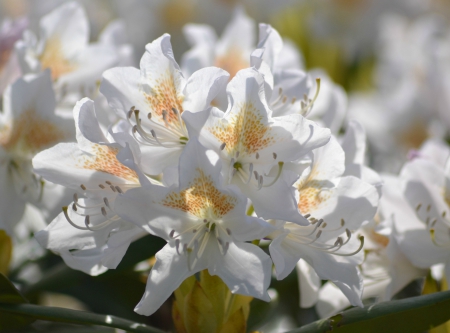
[39,2,88,59]
[183,67,229,112]
[209,241,271,301]
[296,259,321,308]
[135,244,205,316]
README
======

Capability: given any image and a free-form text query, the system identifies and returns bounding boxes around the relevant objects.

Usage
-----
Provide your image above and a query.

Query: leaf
[219,308,246,333]
[0,231,12,275]
[0,272,35,330]
[184,281,218,333]
[174,274,196,316]
[286,290,450,333]
[0,303,167,333]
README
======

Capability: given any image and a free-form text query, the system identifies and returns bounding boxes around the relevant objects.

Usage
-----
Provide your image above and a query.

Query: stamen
[80,184,86,190]
[304,214,311,219]
[263,162,284,188]
[256,152,260,160]
[115,186,123,194]
[273,152,277,160]
[73,193,78,202]
[170,230,175,238]
[101,207,107,217]
[226,228,231,235]
[99,184,105,189]
[62,206,89,230]
[416,203,422,212]
[220,142,226,151]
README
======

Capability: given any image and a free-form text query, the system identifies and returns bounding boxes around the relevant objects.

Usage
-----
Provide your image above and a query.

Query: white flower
[269,136,379,307]
[100,33,229,175]
[394,139,450,285]
[33,98,147,275]
[184,67,331,223]
[115,138,274,316]
[15,2,120,94]
[0,70,73,234]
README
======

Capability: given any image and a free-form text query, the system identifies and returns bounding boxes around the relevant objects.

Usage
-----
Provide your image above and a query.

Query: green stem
[0,303,166,333]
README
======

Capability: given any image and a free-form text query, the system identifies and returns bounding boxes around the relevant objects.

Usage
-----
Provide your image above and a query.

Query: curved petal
[134,244,206,316]
[39,2,88,59]
[209,241,271,301]
[183,67,229,112]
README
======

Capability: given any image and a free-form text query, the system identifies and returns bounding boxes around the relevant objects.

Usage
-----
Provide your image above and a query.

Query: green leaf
[287,290,450,333]
[200,270,227,325]
[0,303,167,333]
[0,272,35,330]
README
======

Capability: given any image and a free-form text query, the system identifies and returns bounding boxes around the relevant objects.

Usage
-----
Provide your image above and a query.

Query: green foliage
[287,290,450,333]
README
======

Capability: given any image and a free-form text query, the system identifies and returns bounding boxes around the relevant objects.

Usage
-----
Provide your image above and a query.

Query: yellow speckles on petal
[0,109,64,155]
[297,179,331,214]
[215,48,249,80]
[161,168,237,218]
[209,102,274,155]
[39,37,76,80]
[144,72,184,125]
[80,144,138,182]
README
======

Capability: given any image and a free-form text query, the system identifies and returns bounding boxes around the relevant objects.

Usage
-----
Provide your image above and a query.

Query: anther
[99,184,105,189]
[170,230,175,238]
[132,125,138,133]
[193,229,197,233]
[304,214,311,219]
[254,171,259,180]
[85,215,90,226]
[73,193,78,202]
[226,228,231,235]
[416,204,422,212]
[316,230,322,238]
[442,211,447,218]
[235,151,240,158]
[103,197,110,208]
[203,219,208,223]
[72,203,77,211]
[151,129,157,138]
[105,181,112,185]
[101,207,107,217]
[321,222,327,228]
[110,185,116,192]
[115,186,123,194]
[147,112,152,120]
[256,152,260,159]
[273,152,277,160]
[172,107,178,115]
[220,142,226,151]
[80,184,86,190]
[427,204,431,212]
[341,219,345,227]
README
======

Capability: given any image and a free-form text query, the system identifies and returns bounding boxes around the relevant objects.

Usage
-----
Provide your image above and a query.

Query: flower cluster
[2,1,450,327]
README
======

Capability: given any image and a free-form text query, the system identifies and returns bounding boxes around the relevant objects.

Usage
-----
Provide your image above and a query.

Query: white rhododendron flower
[15,2,119,94]
[269,136,379,307]
[115,138,274,315]
[33,98,147,275]
[100,33,229,175]
[185,67,331,223]
[395,140,450,284]
[0,70,73,234]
